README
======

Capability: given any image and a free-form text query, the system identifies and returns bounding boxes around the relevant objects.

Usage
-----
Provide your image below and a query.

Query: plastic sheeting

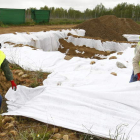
[123,34,140,42]
[0,29,85,51]
[1,32,140,139]
[4,83,140,140]
[67,36,132,51]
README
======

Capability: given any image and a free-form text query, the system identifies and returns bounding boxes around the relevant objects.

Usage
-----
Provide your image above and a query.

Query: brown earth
[0,25,76,34]
[59,37,115,59]
[75,15,140,41]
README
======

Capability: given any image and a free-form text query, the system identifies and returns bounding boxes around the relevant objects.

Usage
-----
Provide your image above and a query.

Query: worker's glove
[10,80,17,91]
[137,73,140,81]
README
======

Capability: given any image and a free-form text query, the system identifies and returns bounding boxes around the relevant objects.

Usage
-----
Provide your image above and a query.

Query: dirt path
[0,25,76,34]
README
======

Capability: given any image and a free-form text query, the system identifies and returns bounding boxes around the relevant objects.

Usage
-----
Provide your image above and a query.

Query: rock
[90,61,96,65]
[18,71,24,76]
[0,132,7,137]
[9,130,18,136]
[64,55,73,60]
[131,45,136,48]
[14,70,23,74]
[111,72,117,76]
[4,123,14,129]
[26,32,30,35]
[51,128,59,133]
[2,116,14,125]
[117,52,123,55]
[116,62,126,68]
[21,74,29,78]
[106,51,111,54]
[109,56,117,60]
[53,133,62,139]
[63,135,69,140]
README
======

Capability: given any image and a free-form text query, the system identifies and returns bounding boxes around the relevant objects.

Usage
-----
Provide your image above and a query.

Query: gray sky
[0,0,139,11]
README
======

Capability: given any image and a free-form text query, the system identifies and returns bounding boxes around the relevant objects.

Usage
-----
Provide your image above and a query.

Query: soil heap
[75,15,140,41]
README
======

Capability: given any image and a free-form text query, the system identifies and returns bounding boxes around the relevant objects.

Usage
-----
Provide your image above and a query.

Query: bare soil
[75,15,140,41]
[0,25,75,34]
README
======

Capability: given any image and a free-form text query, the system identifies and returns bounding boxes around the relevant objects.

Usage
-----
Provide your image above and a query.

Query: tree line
[26,2,140,21]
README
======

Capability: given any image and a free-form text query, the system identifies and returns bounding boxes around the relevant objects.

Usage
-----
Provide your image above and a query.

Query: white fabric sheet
[4,84,140,140]
[1,32,140,139]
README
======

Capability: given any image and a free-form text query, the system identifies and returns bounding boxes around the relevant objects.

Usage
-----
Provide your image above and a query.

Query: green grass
[0,22,9,28]
[0,18,85,27]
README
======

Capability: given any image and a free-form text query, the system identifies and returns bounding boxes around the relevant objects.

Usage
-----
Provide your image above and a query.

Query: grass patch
[1,18,85,27]
[0,22,9,28]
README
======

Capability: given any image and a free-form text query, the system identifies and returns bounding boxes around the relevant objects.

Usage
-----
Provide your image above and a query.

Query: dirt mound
[75,15,140,41]
[99,15,140,34]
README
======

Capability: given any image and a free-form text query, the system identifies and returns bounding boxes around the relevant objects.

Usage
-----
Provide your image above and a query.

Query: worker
[0,43,17,108]
[130,37,140,82]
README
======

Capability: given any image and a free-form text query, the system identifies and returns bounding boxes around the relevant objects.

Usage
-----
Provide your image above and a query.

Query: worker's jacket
[133,42,140,75]
[0,50,13,81]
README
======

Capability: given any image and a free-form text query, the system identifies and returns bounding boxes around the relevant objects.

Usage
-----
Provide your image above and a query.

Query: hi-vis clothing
[0,50,13,81]
[133,41,140,75]
[0,50,6,67]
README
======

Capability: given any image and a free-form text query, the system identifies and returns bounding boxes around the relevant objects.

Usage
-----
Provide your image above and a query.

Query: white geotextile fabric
[67,36,133,52]
[0,29,85,51]
[4,84,140,140]
[123,34,140,42]
[1,32,140,139]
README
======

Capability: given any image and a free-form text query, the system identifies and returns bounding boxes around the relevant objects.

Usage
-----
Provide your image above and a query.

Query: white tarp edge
[123,34,140,42]
[3,83,140,140]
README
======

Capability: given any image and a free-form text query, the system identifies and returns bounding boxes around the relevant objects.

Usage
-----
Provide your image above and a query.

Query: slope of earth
[75,18,126,41]
[98,15,140,34]
[75,15,140,41]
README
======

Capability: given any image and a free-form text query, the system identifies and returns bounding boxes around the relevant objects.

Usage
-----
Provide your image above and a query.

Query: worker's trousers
[129,71,138,83]
[0,94,2,108]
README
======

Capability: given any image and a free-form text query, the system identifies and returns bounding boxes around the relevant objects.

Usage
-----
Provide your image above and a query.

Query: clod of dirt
[51,127,59,133]
[0,132,7,137]
[109,56,117,59]
[53,133,62,139]
[90,61,96,65]
[21,74,29,78]
[111,72,117,76]
[64,55,73,60]
[63,135,69,140]
[131,45,136,48]
[2,116,14,125]
[117,52,123,55]
[9,130,18,136]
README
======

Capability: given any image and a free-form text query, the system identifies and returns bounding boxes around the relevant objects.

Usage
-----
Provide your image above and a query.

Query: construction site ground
[0,15,140,140]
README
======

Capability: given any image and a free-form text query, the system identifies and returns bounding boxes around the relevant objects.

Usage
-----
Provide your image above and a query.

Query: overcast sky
[0,0,139,11]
